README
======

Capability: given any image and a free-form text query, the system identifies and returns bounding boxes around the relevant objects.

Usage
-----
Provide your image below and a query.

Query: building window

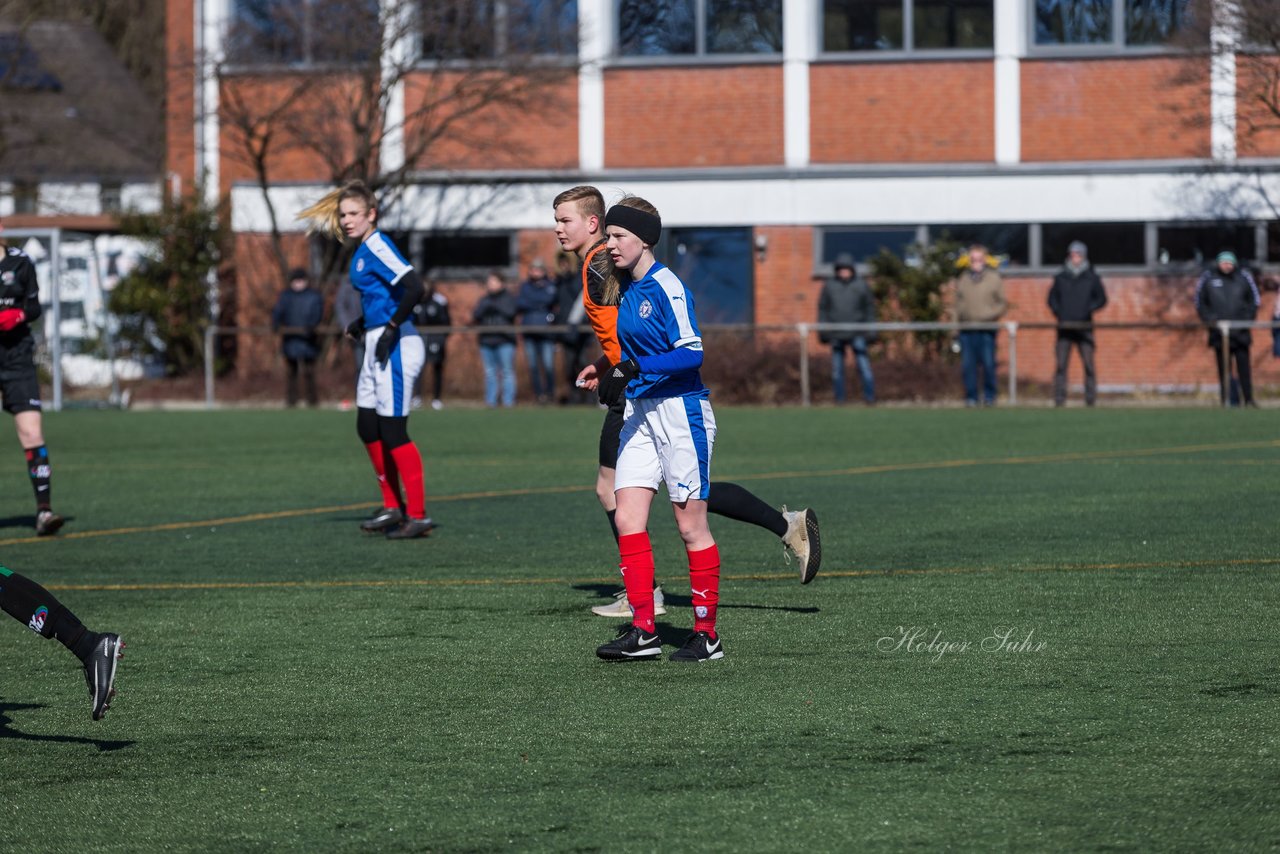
[1156,224,1256,267]
[100,183,123,215]
[820,228,920,268]
[226,0,381,66]
[1042,222,1146,266]
[929,224,1030,265]
[618,0,781,57]
[1034,0,1189,48]
[12,182,38,215]
[418,0,577,61]
[822,0,993,52]
[655,228,754,324]
[417,232,513,277]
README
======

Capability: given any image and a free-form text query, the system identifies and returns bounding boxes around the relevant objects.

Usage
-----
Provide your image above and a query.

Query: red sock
[389,442,426,519]
[363,441,402,509]
[619,532,656,633]
[688,544,720,637]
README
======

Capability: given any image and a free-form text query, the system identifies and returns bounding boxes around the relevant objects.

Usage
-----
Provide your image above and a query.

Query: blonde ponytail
[295,180,378,241]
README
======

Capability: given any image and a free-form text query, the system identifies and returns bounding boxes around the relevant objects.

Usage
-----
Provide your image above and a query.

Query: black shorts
[0,338,41,414]
[598,399,626,469]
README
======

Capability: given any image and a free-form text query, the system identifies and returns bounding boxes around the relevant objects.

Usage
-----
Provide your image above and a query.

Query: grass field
[1,405,1278,851]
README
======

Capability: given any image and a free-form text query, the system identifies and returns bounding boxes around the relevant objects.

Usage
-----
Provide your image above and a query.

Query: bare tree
[1171,0,1280,220]
[212,0,577,291]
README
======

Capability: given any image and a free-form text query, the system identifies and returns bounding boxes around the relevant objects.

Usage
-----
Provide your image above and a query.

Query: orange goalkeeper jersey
[581,240,621,364]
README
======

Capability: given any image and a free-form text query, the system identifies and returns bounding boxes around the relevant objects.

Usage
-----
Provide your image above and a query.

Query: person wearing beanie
[1194,250,1261,407]
[1048,240,1108,407]
[952,243,1007,406]
[271,267,325,407]
[818,253,878,405]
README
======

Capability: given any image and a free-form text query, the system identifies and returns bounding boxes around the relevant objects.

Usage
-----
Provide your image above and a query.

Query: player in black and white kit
[0,219,63,536]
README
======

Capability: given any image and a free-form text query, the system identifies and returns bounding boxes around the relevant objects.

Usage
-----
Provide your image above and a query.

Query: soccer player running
[0,563,123,719]
[0,219,63,535]
[552,186,821,622]
[297,182,433,539]
[592,196,724,661]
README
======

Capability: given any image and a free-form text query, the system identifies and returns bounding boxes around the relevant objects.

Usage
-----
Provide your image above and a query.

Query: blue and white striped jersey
[617,261,707,400]
[349,231,416,331]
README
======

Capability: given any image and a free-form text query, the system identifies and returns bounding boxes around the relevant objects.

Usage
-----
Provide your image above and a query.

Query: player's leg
[590,400,666,617]
[705,481,821,585]
[0,564,123,719]
[14,401,62,536]
[379,334,433,539]
[663,397,725,662]
[356,334,404,532]
[596,403,663,660]
[430,352,445,408]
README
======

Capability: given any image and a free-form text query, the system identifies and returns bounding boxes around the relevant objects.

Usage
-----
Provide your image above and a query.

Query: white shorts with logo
[615,396,716,503]
[356,327,425,417]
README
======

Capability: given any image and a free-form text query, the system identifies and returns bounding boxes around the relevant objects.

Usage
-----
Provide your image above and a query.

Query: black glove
[374,323,400,364]
[598,359,639,406]
[345,317,365,340]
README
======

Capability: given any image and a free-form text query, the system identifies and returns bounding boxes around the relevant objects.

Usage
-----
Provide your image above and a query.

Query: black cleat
[35,509,64,537]
[669,630,725,662]
[360,507,404,534]
[596,624,662,661]
[385,517,435,540]
[84,633,124,721]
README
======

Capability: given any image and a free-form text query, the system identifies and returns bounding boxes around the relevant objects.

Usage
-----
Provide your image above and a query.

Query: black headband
[604,205,661,246]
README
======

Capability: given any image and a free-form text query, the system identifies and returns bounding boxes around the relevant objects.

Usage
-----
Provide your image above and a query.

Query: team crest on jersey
[356,259,365,272]
[638,299,653,319]
[1,271,13,285]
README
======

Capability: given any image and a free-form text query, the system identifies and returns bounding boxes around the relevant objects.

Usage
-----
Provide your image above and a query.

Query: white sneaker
[590,585,666,618]
[781,506,822,584]
[430,399,443,411]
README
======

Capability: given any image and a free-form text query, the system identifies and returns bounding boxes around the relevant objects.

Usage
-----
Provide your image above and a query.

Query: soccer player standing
[297,182,433,539]
[0,218,63,535]
[552,186,821,621]
[593,196,722,661]
[0,563,123,719]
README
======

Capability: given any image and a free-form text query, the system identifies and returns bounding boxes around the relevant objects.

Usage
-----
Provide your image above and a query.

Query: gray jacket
[818,275,877,344]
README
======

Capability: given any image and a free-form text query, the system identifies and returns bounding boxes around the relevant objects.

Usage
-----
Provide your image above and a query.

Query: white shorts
[615,396,716,503]
[356,327,425,417]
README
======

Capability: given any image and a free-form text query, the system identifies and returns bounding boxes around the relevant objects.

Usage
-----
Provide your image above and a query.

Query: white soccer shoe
[590,585,666,618]
[782,506,822,584]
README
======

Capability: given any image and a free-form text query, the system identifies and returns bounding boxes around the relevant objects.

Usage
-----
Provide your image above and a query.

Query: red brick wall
[165,0,195,189]
[404,71,579,171]
[1021,57,1210,162]
[1237,55,1280,158]
[603,66,784,168]
[754,226,816,326]
[810,61,994,163]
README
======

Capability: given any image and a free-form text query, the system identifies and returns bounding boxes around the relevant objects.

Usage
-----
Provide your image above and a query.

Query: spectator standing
[412,280,450,410]
[1048,241,1108,407]
[953,244,1007,407]
[554,254,590,404]
[817,253,877,405]
[515,258,559,404]
[271,268,324,407]
[473,271,518,408]
[1195,251,1260,407]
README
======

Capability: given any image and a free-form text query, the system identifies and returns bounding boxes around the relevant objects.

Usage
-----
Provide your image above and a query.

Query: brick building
[166,0,1280,397]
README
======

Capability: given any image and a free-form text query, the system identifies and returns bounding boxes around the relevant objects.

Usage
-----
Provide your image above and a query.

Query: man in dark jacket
[1195,251,1261,406]
[1048,240,1108,407]
[271,268,324,407]
[472,271,519,407]
[411,280,450,410]
[515,258,559,404]
[817,253,876,404]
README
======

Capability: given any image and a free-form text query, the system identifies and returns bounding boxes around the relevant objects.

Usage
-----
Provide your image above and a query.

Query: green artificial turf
[1,406,1277,851]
